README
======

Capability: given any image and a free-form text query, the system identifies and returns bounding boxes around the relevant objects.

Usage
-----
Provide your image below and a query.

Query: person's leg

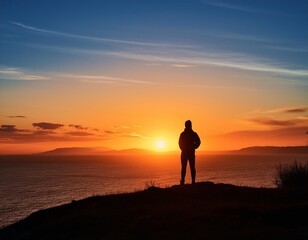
[189,154,196,184]
[181,153,188,185]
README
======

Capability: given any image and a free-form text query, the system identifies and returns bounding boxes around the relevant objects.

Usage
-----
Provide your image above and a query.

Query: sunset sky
[1,0,307,154]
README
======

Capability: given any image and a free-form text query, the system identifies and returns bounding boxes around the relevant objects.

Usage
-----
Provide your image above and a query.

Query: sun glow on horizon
[155,140,166,151]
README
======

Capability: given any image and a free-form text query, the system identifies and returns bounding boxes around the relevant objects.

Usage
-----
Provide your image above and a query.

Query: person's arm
[194,133,201,149]
[179,133,184,150]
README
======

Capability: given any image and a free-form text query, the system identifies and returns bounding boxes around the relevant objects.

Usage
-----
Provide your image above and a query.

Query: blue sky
[1,0,308,74]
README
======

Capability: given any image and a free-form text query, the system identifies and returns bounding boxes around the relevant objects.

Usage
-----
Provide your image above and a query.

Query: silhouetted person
[179,120,201,185]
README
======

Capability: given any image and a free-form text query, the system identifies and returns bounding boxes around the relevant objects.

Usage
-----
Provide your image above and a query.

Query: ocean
[1,153,307,228]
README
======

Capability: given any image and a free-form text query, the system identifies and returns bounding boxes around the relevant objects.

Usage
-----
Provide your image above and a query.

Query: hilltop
[1,182,308,240]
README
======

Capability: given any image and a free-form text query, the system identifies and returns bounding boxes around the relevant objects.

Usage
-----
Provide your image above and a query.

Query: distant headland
[37,146,308,156]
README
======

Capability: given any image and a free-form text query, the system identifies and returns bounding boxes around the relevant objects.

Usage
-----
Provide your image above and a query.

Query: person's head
[185,120,192,129]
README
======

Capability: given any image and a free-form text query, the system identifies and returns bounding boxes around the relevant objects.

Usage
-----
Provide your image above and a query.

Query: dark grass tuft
[144,181,156,189]
[275,161,308,188]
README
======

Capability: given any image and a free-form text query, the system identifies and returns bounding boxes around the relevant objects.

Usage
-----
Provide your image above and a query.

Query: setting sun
[156,140,166,150]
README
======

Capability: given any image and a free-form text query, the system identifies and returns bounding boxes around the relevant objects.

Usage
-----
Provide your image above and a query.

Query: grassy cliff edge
[1,182,308,240]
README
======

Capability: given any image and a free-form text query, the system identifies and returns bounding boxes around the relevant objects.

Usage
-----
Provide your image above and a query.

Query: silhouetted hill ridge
[236,146,308,154]
[39,147,155,155]
[39,147,111,155]
[39,146,308,156]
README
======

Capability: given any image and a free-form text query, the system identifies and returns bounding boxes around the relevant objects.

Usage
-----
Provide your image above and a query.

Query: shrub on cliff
[275,161,308,188]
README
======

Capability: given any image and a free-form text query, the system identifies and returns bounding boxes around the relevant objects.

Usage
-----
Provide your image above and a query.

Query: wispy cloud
[268,106,308,114]
[207,31,273,43]
[10,21,190,48]
[266,46,308,53]
[0,121,147,143]
[8,21,308,80]
[32,44,308,79]
[8,115,26,118]
[248,117,308,127]
[105,50,308,77]
[171,64,194,68]
[69,124,89,130]
[65,131,95,137]
[64,74,153,85]
[126,132,145,138]
[0,122,104,143]
[32,122,64,130]
[0,67,49,81]
[250,106,308,114]
[113,125,131,129]
[202,0,261,13]
[0,129,104,143]
[104,125,150,139]
[201,0,280,15]
[0,125,21,133]
[69,124,100,132]
[0,66,153,85]
[282,108,308,114]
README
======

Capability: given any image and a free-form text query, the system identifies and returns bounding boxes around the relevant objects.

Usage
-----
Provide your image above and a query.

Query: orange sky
[1,64,307,154]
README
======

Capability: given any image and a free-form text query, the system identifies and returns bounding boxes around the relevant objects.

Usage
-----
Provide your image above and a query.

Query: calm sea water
[1,153,307,228]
